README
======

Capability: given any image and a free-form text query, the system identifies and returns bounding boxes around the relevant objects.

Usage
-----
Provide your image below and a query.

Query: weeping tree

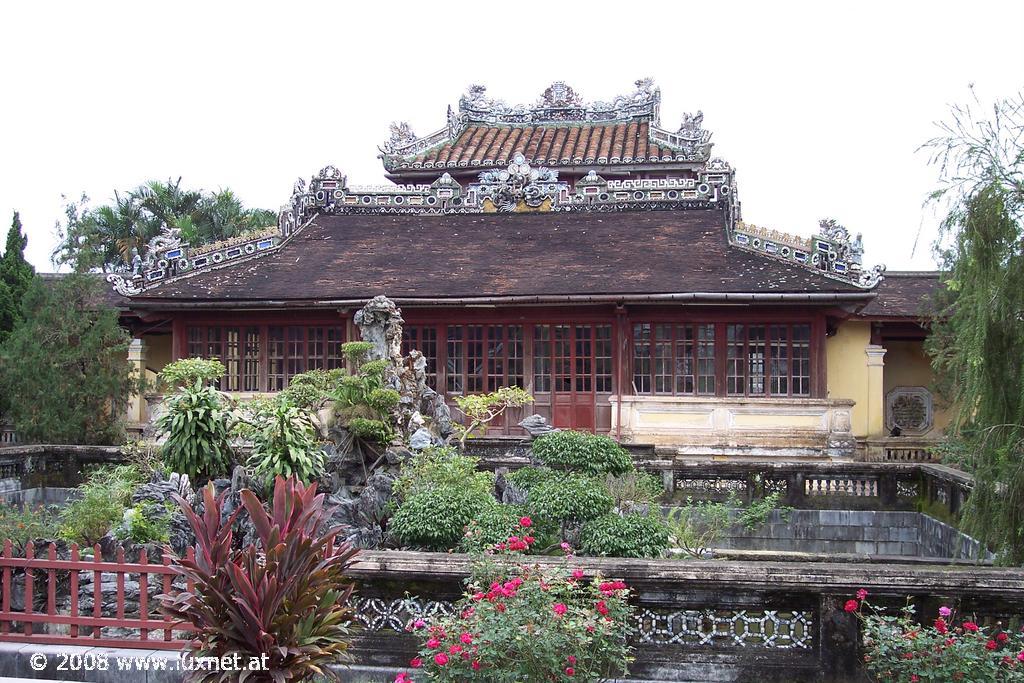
[923,89,1024,564]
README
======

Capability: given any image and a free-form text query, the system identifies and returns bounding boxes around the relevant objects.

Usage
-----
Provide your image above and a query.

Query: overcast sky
[1,1,1021,273]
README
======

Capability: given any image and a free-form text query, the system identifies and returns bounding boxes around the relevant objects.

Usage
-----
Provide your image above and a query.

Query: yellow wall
[144,333,172,375]
[883,341,950,436]
[826,321,873,437]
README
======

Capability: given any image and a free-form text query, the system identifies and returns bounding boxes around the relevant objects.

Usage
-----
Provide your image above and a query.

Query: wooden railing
[0,540,191,650]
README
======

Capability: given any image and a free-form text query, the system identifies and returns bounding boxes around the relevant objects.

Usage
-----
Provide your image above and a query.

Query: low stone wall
[714,509,987,560]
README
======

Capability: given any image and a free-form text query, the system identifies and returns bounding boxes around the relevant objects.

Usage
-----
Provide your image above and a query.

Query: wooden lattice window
[633,323,716,396]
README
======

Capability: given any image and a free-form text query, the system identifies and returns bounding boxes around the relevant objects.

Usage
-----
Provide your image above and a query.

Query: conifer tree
[0,211,36,344]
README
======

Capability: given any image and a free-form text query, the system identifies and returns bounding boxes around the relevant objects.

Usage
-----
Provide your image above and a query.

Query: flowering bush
[459,505,530,553]
[396,550,634,682]
[851,590,1024,681]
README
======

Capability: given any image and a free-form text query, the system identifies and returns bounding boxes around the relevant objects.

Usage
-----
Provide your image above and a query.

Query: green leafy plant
[526,473,613,541]
[113,502,172,544]
[161,476,359,682]
[58,464,145,546]
[506,466,556,492]
[332,346,397,448]
[398,558,634,682]
[580,512,670,559]
[459,505,529,553]
[280,368,343,411]
[850,590,1024,681]
[156,381,234,481]
[347,417,393,446]
[247,399,324,486]
[0,503,59,552]
[389,488,495,551]
[532,430,633,476]
[604,470,664,511]
[737,491,790,532]
[392,447,495,503]
[157,357,225,389]
[664,498,732,559]
[453,386,534,446]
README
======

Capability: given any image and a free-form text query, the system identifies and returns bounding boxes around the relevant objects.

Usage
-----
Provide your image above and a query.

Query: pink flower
[448,644,462,655]
[471,661,481,671]
[553,603,568,616]
[413,619,426,630]
[571,568,584,580]
[394,673,412,683]
[844,600,859,613]
[910,676,920,683]
[1018,651,1024,662]
[460,632,473,644]
[426,637,441,649]
[520,516,532,527]
[568,655,577,665]
[939,606,952,618]
[434,653,449,666]
[566,667,575,676]
[856,589,868,601]
[409,657,422,668]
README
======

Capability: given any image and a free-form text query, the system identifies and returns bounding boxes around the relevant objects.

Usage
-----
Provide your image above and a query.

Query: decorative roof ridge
[730,219,886,289]
[379,79,713,167]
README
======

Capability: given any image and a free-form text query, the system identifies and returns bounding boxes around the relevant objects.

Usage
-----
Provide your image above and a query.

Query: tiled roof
[857,272,942,319]
[394,122,693,171]
[131,209,867,305]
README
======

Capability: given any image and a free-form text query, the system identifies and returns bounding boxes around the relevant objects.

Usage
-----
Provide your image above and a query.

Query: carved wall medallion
[885,386,934,435]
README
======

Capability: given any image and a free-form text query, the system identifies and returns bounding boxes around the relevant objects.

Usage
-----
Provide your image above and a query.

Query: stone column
[127,338,148,428]
[864,345,887,438]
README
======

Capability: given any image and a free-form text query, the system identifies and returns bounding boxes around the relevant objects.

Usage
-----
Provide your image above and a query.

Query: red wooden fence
[0,540,192,650]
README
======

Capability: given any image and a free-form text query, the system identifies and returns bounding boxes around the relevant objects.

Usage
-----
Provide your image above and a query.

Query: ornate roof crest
[382,122,417,154]
[678,111,710,143]
[536,81,582,109]
[477,153,560,213]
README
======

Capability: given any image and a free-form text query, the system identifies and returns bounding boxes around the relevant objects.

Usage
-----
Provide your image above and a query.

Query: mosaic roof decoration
[380,79,715,172]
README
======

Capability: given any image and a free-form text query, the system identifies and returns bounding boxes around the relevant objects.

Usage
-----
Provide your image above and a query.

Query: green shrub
[0,503,59,551]
[390,488,494,550]
[113,502,172,544]
[158,357,225,389]
[392,447,495,503]
[532,430,633,476]
[156,381,234,481]
[580,512,671,558]
[59,464,145,546]
[341,341,372,364]
[453,386,534,446]
[459,504,527,552]
[665,498,732,558]
[247,400,324,486]
[280,368,343,411]
[506,466,556,492]
[347,417,393,445]
[526,473,613,534]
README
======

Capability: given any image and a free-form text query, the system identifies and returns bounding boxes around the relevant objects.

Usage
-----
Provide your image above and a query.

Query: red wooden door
[533,323,613,433]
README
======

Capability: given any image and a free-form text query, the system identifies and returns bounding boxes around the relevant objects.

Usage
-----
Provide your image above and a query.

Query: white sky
[1,1,1021,273]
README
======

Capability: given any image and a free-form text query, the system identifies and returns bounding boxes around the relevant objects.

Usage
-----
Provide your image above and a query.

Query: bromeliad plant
[851,590,1024,682]
[161,476,359,682]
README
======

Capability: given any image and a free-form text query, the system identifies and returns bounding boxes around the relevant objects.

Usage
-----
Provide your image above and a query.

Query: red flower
[844,600,859,612]
[433,653,449,666]
[998,632,1009,643]
[596,600,609,616]
[471,661,481,671]
[565,667,575,676]
[856,589,868,601]
[987,640,998,651]
[963,622,979,632]
[935,618,948,635]
[409,657,423,668]
[568,655,577,665]
[571,568,584,580]
[460,632,473,644]
[910,676,920,683]
[1018,651,1024,662]
[902,652,914,660]
[496,603,506,612]
[520,516,532,527]
[426,637,441,649]
[448,644,462,655]
[553,603,568,616]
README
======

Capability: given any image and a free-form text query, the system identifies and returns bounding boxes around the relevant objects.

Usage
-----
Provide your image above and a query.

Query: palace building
[107,80,943,460]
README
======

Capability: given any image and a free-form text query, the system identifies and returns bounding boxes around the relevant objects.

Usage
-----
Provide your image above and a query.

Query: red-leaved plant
[161,476,359,682]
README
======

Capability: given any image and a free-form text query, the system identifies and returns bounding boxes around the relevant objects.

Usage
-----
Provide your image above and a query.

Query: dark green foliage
[389,487,494,550]
[332,349,396,447]
[0,274,134,444]
[526,473,613,532]
[923,92,1024,564]
[532,430,633,475]
[0,211,36,346]
[162,476,358,682]
[347,417,392,445]
[392,446,495,502]
[59,464,145,546]
[580,512,671,558]
[506,465,556,491]
[0,503,60,552]
[459,504,528,552]
[280,368,343,411]
[156,381,234,481]
[53,180,277,272]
